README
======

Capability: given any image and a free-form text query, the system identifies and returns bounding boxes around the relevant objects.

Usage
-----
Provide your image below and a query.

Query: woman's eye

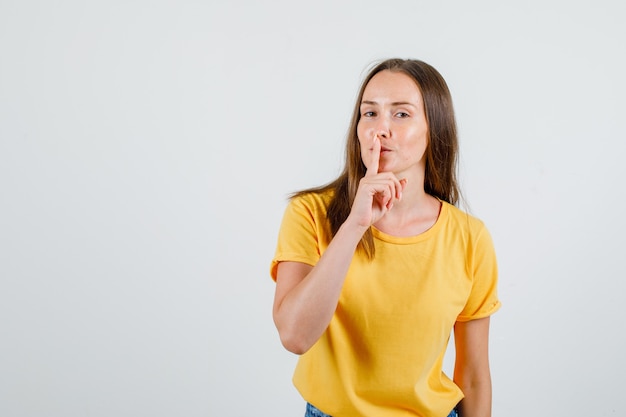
[362,111,375,117]
[396,112,409,118]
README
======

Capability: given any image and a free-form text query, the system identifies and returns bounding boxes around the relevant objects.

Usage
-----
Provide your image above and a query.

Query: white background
[1,0,625,416]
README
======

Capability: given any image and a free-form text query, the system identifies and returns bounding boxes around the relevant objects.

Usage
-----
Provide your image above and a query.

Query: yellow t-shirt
[270,190,500,417]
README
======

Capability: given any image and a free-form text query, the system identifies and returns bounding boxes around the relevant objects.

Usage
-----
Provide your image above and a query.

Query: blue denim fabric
[305,403,331,417]
[305,402,458,417]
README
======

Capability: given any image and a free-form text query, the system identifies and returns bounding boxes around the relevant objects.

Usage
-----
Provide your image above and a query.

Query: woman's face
[357,70,428,178]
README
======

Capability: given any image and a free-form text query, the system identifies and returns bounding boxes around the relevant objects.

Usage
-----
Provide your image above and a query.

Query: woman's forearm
[454,317,493,417]
[456,378,492,417]
[273,219,367,354]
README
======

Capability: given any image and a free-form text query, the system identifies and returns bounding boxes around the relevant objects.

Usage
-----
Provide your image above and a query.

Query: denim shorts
[305,402,458,417]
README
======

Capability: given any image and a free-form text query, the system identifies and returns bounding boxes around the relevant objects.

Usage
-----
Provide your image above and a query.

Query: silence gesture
[347,134,407,230]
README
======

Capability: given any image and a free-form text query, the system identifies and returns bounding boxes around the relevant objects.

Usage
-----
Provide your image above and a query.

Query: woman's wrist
[342,214,371,235]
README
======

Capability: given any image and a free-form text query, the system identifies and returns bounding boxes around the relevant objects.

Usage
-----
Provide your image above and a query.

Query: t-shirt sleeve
[457,223,501,321]
[269,196,324,281]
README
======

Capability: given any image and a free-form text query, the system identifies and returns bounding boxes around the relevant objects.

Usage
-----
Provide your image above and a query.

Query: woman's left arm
[453,316,493,417]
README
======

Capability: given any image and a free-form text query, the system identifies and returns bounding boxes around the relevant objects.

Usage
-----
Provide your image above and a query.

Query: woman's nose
[375,127,390,139]
[375,117,390,138]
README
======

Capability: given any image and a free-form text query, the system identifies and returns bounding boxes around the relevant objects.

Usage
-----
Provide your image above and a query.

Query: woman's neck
[373,183,442,237]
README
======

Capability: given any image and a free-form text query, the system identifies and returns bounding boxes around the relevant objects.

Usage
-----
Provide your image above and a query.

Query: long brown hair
[292,58,460,258]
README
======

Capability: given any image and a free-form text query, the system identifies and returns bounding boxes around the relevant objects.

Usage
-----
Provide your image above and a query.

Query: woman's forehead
[362,71,422,104]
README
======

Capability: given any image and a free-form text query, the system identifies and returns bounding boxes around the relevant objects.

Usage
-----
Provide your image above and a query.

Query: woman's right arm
[272,136,404,354]
[272,218,367,354]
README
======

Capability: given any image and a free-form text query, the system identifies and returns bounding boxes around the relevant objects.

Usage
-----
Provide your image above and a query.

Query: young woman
[270,58,500,417]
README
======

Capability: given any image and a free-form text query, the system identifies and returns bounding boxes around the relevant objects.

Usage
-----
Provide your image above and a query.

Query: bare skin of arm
[273,136,405,354]
[454,316,493,417]
[272,224,364,354]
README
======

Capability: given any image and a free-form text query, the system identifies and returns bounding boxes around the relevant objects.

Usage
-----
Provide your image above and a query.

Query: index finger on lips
[365,135,380,177]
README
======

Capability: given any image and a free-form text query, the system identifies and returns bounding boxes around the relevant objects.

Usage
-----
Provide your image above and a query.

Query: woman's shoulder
[441,200,488,233]
[289,188,335,210]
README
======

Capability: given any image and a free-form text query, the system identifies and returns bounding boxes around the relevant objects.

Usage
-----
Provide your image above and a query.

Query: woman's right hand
[348,136,406,229]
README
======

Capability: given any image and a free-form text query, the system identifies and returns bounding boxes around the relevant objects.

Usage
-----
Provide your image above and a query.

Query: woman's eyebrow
[391,101,417,107]
[361,100,417,107]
